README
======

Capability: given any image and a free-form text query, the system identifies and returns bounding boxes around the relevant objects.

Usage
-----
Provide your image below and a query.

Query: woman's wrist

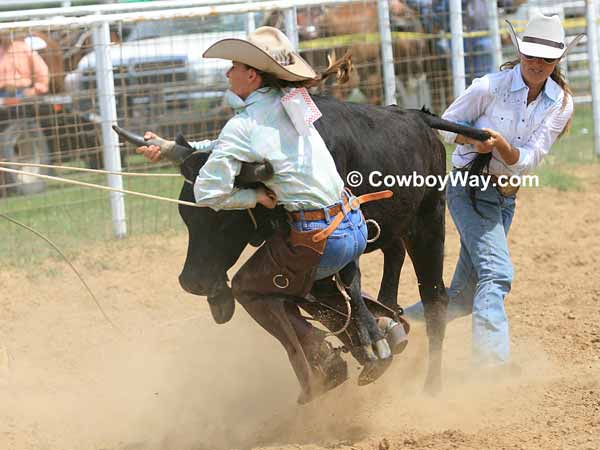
[499,143,519,165]
[455,134,478,146]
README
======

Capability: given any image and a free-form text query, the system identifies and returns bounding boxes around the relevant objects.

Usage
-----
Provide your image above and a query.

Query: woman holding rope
[404,12,583,372]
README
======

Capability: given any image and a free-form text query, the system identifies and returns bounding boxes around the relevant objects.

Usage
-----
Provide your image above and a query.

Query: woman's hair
[500,58,572,137]
[246,51,353,91]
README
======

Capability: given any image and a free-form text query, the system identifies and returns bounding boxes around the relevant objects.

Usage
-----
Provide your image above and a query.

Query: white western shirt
[439,64,573,176]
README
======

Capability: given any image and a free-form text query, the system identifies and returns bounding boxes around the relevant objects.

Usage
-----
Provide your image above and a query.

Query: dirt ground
[1,169,600,450]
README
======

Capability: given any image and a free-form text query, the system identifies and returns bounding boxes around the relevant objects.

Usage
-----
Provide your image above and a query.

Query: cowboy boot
[297,339,348,405]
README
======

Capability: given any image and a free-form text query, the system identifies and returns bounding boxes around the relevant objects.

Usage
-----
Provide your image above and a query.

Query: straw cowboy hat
[506,11,584,60]
[203,26,317,81]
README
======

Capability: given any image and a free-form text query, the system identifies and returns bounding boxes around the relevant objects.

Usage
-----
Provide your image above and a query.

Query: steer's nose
[179,272,208,296]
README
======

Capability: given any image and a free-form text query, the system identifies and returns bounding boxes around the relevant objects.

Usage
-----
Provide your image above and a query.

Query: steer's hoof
[207,292,235,324]
[424,375,442,396]
[357,356,393,386]
[378,317,409,355]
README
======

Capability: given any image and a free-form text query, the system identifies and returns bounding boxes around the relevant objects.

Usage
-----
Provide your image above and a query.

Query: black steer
[176,96,454,393]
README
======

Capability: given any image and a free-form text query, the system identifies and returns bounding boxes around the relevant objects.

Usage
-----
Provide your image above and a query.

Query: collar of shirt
[224,88,276,112]
[510,64,561,102]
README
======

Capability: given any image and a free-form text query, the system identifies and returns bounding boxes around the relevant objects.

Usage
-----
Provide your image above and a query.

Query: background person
[406,0,522,84]
[403,12,583,371]
[0,32,49,98]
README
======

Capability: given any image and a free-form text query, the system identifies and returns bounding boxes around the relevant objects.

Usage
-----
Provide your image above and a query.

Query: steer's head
[176,151,282,324]
[110,126,279,324]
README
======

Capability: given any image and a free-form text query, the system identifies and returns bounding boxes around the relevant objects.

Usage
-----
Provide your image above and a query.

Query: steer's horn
[112,125,195,164]
[113,125,275,184]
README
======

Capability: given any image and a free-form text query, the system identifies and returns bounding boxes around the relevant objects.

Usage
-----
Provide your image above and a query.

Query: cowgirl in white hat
[404,12,583,371]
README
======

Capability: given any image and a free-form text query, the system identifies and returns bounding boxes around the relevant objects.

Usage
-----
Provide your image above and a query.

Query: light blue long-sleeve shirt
[189,88,344,212]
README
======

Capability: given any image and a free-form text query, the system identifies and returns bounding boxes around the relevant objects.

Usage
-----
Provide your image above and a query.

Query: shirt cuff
[189,139,215,153]
[505,146,528,175]
[194,187,258,211]
[225,188,258,210]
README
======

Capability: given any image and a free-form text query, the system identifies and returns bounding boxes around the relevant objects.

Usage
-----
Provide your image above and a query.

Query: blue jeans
[0,89,24,98]
[404,180,516,366]
[290,193,368,280]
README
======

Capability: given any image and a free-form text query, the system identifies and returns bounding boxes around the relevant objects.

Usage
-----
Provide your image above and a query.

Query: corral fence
[0,0,598,262]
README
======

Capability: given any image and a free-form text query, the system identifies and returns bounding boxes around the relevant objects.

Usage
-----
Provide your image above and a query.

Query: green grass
[521,104,596,191]
[0,157,185,266]
[536,169,582,192]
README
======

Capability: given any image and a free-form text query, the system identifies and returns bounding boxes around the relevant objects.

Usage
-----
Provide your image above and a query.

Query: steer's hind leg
[378,239,406,310]
[339,261,393,385]
[404,198,449,394]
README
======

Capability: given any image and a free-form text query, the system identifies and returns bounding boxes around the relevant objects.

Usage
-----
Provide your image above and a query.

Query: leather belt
[490,174,520,197]
[288,194,351,222]
[313,190,393,243]
[287,190,394,243]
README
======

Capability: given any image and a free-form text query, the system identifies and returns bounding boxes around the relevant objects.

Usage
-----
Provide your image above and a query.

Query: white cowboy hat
[202,26,316,81]
[506,10,584,60]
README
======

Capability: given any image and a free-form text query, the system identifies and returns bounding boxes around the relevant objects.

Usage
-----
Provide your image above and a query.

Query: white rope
[247,208,258,230]
[0,166,201,208]
[323,273,352,337]
[0,161,181,178]
[0,212,122,335]
[0,163,260,230]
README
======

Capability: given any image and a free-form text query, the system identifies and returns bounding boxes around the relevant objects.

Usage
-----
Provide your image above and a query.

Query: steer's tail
[413,107,491,142]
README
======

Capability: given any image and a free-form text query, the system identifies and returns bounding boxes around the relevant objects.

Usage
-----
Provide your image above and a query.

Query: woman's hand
[478,128,519,164]
[457,129,510,155]
[135,131,162,162]
[455,134,482,146]
[256,185,277,209]
[478,128,510,154]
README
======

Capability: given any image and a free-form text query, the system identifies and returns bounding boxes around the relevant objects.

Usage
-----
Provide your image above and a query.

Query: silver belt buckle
[498,185,520,197]
[348,195,360,211]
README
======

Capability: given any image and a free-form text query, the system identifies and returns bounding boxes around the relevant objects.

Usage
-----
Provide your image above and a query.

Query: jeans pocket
[319,232,351,272]
[357,220,368,254]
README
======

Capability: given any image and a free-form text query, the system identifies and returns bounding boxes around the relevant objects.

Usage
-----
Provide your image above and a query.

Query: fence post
[586,0,600,157]
[449,0,466,97]
[377,0,396,105]
[246,1,255,32]
[488,0,502,72]
[93,20,127,238]
[284,7,299,50]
